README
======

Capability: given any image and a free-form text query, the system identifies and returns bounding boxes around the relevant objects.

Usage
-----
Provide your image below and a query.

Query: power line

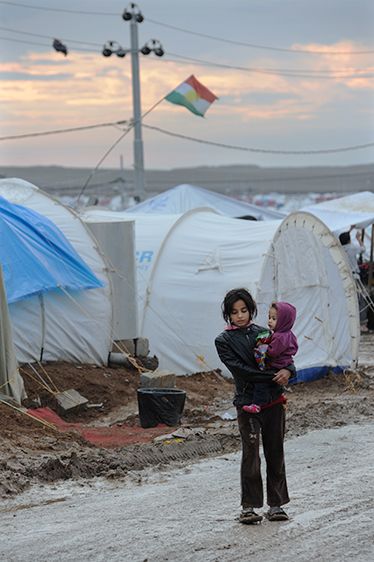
[0,35,94,51]
[2,30,372,80]
[1,1,373,56]
[143,124,374,155]
[147,17,374,56]
[0,35,50,48]
[0,26,102,46]
[164,52,374,80]
[8,24,368,72]
[1,118,373,156]
[75,125,134,207]
[0,0,117,16]
[0,120,128,141]
[167,52,372,75]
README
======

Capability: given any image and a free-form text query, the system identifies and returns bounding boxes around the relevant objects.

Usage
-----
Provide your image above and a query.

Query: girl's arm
[215,337,279,382]
[273,368,293,385]
[215,337,255,377]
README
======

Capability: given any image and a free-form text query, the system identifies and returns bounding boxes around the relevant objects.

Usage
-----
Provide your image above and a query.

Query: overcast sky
[0,0,373,170]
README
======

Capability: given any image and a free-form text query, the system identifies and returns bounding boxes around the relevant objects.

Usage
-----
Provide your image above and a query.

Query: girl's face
[268,306,278,330]
[230,299,250,327]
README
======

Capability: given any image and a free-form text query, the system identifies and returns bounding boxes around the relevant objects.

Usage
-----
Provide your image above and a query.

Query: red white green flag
[165,75,218,117]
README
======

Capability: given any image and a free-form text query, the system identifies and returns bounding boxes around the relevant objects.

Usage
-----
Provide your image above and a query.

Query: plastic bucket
[137,387,186,429]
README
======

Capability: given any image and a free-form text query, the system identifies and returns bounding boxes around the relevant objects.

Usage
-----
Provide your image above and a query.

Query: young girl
[215,288,295,524]
[243,301,298,414]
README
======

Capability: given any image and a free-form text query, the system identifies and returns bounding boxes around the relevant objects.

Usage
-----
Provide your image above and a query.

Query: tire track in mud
[35,434,240,482]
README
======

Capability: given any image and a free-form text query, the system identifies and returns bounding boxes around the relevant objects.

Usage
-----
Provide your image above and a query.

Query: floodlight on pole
[102,3,165,196]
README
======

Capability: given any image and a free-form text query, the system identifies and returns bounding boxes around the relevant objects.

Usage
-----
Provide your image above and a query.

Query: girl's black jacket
[215,323,296,407]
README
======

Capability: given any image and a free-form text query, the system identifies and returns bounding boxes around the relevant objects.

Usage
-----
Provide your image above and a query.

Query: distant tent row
[125,183,285,220]
[301,191,374,233]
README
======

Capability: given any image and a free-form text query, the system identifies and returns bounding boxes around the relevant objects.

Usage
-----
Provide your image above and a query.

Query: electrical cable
[4,33,371,78]
[0,25,102,46]
[1,117,373,157]
[147,17,374,56]
[2,25,372,75]
[2,26,372,79]
[0,120,128,141]
[75,96,165,205]
[0,35,94,51]
[163,51,374,80]
[0,0,118,16]
[143,124,374,155]
[75,125,134,207]
[0,1,372,56]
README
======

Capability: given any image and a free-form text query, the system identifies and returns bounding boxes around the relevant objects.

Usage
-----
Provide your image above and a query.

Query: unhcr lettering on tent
[136,250,154,270]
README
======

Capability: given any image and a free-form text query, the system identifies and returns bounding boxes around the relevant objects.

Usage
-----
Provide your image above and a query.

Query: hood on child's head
[273,302,296,332]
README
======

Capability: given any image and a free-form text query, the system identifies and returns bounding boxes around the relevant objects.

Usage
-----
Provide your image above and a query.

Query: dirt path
[0,422,373,562]
[1,334,373,498]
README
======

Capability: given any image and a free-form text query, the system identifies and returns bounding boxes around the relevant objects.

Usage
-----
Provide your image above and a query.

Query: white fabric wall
[82,209,182,315]
[0,179,113,364]
[137,211,280,374]
[257,213,359,375]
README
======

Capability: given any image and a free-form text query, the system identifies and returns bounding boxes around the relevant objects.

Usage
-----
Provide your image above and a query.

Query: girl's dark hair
[339,231,350,246]
[221,288,257,323]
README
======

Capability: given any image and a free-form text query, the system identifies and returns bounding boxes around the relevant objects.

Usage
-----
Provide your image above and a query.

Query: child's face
[230,299,250,327]
[268,306,277,330]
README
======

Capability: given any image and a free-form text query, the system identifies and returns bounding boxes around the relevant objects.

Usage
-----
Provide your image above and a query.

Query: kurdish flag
[165,75,218,117]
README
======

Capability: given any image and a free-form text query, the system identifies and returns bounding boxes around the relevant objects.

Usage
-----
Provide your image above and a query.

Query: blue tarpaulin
[0,196,104,303]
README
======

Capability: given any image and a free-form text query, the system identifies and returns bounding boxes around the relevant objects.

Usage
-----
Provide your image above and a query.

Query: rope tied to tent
[20,364,94,410]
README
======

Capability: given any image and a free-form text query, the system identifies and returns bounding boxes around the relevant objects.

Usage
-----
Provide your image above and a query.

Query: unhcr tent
[257,212,359,381]
[0,179,113,364]
[301,191,374,233]
[82,208,359,382]
[125,183,285,220]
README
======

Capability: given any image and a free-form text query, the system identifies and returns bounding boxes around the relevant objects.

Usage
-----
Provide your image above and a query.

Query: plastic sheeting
[0,195,103,303]
[0,179,113,365]
[125,183,285,220]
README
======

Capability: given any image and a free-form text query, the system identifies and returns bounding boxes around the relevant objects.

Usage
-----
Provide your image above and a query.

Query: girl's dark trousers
[237,403,289,508]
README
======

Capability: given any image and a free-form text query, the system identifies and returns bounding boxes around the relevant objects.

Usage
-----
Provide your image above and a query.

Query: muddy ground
[1,423,373,562]
[1,334,374,498]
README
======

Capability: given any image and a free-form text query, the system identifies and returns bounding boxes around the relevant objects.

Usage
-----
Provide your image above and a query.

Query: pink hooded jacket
[267,302,298,369]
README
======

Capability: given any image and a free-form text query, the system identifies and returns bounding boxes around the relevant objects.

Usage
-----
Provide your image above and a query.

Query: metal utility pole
[127,4,144,196]
[103,3,164,198]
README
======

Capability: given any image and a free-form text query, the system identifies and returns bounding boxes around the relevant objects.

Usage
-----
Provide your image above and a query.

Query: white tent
[82,208,359,382]
[125,183,285,220]
[257,212,359,381]
[301,191,374,233]
[0,179,113,364]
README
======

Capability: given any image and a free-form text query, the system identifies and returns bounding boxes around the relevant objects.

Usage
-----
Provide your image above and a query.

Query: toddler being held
[243,302,298,414]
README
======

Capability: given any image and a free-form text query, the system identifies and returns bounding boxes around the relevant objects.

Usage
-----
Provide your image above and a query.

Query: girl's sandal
[266,507,289,521]
[239,508,263,524]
